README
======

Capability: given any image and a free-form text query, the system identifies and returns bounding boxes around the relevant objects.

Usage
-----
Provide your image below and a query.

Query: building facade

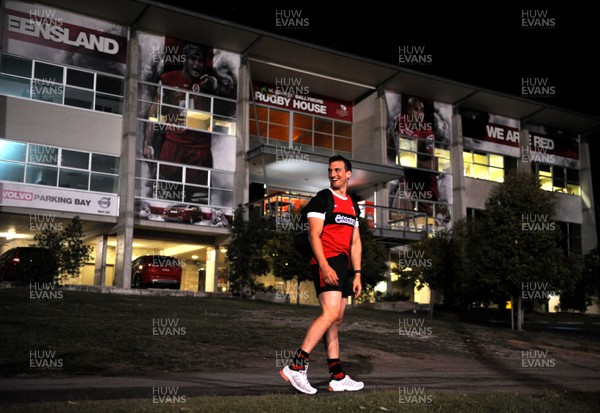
[1,1,598,307]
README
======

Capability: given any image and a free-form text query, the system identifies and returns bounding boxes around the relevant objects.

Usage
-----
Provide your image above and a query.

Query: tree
[226,204,271,298]
[267,226,312,305]
[560,247,599,313]
[356,218,389,303]
[469,171,571,330]
[33,216,93,282]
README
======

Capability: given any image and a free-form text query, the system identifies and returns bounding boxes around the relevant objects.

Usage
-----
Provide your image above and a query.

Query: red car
[162,204,202,224]
[131,255,182,289]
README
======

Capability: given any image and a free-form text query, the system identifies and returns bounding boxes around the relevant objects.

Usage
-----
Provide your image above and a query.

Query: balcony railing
[246,193,434,241]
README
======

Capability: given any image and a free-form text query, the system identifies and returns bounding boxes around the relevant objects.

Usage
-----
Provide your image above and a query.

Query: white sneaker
[328,375,364,392]
[280,365,317,395]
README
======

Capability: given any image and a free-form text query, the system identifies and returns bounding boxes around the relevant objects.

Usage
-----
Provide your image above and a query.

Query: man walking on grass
[280,155,364,394]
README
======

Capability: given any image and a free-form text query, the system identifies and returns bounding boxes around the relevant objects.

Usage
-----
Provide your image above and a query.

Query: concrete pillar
[451,107,466,220]
[580,137,597,253]
[93,234,108,286]
[113,30,139,288]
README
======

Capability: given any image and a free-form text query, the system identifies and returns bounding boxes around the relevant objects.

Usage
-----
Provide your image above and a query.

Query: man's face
[328,161,351,190]
[184,55,203,79]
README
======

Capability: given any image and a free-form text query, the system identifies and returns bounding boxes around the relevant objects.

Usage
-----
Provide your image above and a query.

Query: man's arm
[308,216,338,286]
[350,225,362,298]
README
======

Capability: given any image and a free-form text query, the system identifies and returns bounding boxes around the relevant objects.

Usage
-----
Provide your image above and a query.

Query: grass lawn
[1,287,599,412]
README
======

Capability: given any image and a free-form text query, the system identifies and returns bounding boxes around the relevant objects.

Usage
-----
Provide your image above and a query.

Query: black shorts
[312,254,354,298]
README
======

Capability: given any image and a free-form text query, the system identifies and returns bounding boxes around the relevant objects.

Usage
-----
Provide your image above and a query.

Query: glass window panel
[434,148,450,160]
[553,167,566,180]
[189,94,211,112]
[34,62,63,83]
[212,117,235,135]
[399,138,416,151]
[437,158,451,172]
[294,114,312,129]
[184,185,208,204]
[92,154,119,174]
[489,167,504,183]
[293,128,312,144]
[314,133,332,149]
[136,160,157,179]
[249,120,268,137]
[95,93,123,114]
[0,74,30,98]
[334,121,352,137]
[294,131,312,146]
[211,172,234,189]
[96,75,123,95]
[59,169,88,190]
[566,168,579,183]
[135,178,156,198]
[213,98,236,117]
[67,68,94,88]
[567,184,580,196]
[463,151,473,163]
[65,87,93,109]
[1,55,32,77]
[334,137,351,152]
[185,168,208,185]
[90,174,118,193]
[399,151,417,168]
[473,152,487,165]
[28,145,58,165]
[250,105,268,121]
[26,165,57,186]
[269,109,289,126]
[210,189,233,208]
[0,161,24,182]
[153,181,184,201]
[31,79,63,103]
[314,118,332,133]
[62,150,89,169]
[268,124,289,142]
[0,140,26,162]
[489,154,504,168]
[464,162,472,177]
[158,163,182,181]
[187,110,211,131]
[472,164,489,180]
[539,175,553,191]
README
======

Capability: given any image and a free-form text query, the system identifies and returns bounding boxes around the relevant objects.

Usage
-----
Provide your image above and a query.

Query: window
[249,104,352,154]
[532,164,580,195]
[0,54,124,114]
[0,138,119,194]
[463,150,509,182]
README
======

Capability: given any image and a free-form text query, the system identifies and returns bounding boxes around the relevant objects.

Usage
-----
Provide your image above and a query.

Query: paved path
[1,349,599,404]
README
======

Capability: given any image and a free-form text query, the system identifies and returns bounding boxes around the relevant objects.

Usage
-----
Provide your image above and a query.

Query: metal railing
[246,193,435,240]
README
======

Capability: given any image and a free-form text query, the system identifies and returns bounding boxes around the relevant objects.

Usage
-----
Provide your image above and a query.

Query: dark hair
[329,155,352,172]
